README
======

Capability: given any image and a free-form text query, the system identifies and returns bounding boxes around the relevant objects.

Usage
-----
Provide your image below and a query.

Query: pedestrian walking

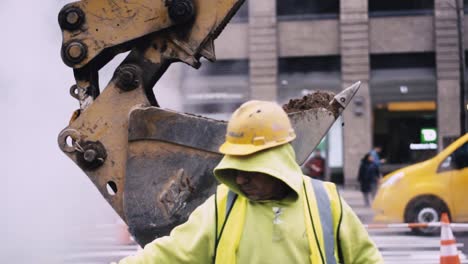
[369,146,385,175]
[117,100,383,264]
[358,153,380,207]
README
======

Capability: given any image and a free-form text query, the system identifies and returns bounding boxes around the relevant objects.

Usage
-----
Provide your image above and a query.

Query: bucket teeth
[331,81,361,109]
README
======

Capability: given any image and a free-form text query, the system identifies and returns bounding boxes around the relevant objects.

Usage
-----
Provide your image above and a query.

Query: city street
[341,188,468,264]
[4,1,468,263]
[58,187,468,264]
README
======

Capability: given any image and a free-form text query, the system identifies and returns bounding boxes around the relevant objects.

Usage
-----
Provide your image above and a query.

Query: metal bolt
[168,0,194,24]
[58,6,85,30]
[114,64,141,91]
[67,43,84,59]
[121,71,135,85]
[84,149,97,162]
[66,11,80,25]
[76,141,107,170]
[62,41,87,66]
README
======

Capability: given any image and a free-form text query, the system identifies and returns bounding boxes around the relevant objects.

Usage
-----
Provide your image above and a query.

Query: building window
[369,0,434,17]
[371,53,435,69]
[279,55,340,73]
[277,0,339,20]
[370,52,437,166]
[278,55,341,104]
[181,59,249,118]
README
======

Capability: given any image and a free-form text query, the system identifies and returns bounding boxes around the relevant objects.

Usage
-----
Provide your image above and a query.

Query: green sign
[421,128,437,143]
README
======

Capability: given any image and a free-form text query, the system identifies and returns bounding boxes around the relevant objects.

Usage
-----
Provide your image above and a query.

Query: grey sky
[2,1,181,262]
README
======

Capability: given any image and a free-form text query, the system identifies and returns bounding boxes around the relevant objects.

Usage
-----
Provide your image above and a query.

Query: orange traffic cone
[440,213,461,264]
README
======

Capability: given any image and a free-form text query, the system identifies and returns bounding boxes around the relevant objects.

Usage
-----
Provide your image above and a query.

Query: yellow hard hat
[219,100,296,156]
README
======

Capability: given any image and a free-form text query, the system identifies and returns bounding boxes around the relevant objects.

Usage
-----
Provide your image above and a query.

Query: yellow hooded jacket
[119,144,383,264]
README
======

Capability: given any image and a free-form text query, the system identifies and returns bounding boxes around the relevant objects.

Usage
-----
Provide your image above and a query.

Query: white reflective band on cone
[440,244,458,257]
[441,224,455,241]
[440,245,460,257]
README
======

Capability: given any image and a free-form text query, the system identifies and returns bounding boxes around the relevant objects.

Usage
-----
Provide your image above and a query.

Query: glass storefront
[370,52,437,170]
[374,109,437,165]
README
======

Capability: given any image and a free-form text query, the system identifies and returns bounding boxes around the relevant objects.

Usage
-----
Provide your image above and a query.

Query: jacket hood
[213,143,303,202]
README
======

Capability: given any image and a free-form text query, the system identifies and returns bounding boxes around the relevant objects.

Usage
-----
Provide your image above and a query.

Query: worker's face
[234,171,287,201]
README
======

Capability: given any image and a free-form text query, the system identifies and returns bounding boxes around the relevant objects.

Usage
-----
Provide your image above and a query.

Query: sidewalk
[339,186,375,224]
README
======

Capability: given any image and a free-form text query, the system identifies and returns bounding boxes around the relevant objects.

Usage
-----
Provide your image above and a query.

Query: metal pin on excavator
[56,0,361,246]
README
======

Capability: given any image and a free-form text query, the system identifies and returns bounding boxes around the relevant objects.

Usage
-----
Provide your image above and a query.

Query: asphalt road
[341,188,468,258]
[457,231,468,254]
[59,187,468,264]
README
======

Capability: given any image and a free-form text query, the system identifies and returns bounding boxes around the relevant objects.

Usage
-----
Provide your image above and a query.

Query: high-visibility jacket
[118,144,383,264]
[214,179,343,264]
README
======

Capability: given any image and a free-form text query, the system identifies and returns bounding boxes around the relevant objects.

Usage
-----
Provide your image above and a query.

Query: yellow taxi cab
[372,133,468,235]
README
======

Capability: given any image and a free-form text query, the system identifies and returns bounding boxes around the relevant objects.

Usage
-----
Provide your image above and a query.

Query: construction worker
[117,100,383,264]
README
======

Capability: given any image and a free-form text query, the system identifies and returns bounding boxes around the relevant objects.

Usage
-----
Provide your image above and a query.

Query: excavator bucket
[124,82,360,245]
[290,81,361,165]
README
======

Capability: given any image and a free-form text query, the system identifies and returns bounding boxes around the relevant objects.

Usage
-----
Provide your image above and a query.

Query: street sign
[421,128,437,143]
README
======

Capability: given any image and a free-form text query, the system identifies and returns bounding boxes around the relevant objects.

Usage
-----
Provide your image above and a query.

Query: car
[372,133,468,235]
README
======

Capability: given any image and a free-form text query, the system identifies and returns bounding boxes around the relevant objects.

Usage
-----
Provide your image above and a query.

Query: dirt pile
[283,91,341,117]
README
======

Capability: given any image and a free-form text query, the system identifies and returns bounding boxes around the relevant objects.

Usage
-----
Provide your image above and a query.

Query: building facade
[178,0,467,185]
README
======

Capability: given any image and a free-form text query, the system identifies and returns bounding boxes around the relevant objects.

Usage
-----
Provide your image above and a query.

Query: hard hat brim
[219,137,295,156]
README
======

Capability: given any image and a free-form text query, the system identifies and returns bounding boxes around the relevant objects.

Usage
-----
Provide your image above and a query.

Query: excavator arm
[57,0,360,246]
[59,0,243,110]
